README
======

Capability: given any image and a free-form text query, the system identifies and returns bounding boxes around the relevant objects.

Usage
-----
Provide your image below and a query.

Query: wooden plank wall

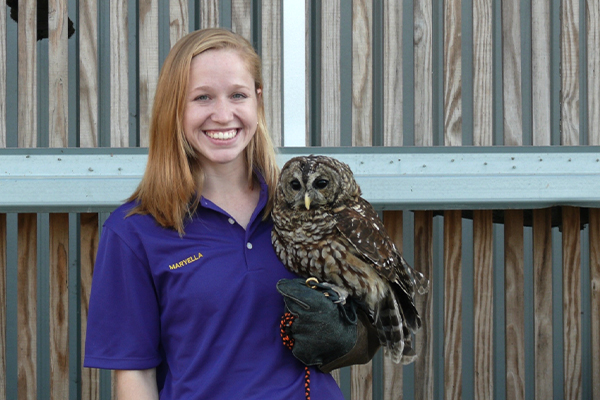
[1,1,599,399]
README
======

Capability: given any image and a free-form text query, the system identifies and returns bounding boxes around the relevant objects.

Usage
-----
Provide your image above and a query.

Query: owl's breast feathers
[272,203,327,264]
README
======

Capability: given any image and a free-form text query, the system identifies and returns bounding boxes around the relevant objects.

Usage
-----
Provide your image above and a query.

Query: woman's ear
[256,88,262,98]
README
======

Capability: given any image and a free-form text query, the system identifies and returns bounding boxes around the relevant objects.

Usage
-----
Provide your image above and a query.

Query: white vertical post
[282,0,306,146]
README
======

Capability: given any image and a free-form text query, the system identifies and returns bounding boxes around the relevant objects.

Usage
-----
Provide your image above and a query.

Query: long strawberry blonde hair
[128,28,279,234]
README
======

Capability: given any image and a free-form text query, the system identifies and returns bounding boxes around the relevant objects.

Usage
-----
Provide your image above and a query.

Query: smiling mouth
[204,129,238,140]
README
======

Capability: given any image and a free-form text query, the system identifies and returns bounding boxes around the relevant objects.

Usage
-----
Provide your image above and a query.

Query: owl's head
[276,155,361,211]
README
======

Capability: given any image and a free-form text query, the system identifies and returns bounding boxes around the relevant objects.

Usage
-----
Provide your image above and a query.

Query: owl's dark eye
[290,179,302,191]
[313,179,329,189]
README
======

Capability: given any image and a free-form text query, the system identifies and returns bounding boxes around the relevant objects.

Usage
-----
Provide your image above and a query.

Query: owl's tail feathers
[371,289,421,364]
[391,280,422,332]
[372,282,424,364]
[372,293,404,363]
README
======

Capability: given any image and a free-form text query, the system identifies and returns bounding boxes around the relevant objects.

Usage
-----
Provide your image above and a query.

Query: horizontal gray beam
[1,147,600,212]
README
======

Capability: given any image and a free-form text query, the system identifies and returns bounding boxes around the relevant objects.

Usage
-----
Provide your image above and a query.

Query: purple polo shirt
[84,176,344,400]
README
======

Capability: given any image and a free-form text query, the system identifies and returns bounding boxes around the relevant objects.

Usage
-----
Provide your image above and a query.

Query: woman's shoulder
[103,200,158,235]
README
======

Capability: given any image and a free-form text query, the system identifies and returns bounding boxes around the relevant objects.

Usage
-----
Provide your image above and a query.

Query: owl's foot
[318,281,349,305]
[305,277,350,305]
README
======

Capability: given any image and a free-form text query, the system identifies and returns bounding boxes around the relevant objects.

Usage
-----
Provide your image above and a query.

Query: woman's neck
[202,165,249,195]
[199,162,260,229]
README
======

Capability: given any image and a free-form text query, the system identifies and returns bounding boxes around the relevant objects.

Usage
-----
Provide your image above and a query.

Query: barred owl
[271,155,429,364]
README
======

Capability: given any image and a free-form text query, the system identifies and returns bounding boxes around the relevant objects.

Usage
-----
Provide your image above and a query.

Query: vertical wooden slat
[414,211,433,400]
[79,0,99,148]
[502,0,523,146]
[562,206,582,399]
[381,4,403,394]
[504,210,525,400]
[231,0,252,42]
[472,3,494,390]
[48,0,69,147]
[351,0,372,147]
[350,2,373,395]
[139,0,159,148]
[110,0,130,147]
[18,214,37,400]
[443,2,462,395]
[79,2,100,393]
[561,0,580,145]
[473,0,492,146]
[444,7,465,398]
[0,0,6,147]
[261,0,282,147]
[18,0,37,148]
[413,1,434,397]
[503,1,525,390]
[382,211,403,399]
[170,0,189,47]
[382,1,402,146]
[350,362,373,400]
[532,208,553,399]
[443,210,462,400]
[473,210,493,399]
[80,213,100,400]
[321,0,341,146]
[49,214,69,399]
[561,2,581,396]
[589,0,600,145]
[0,214,6,400]
[589,5,600,396]
[413,0,433,146]
[590,6,600,397]
[589,208,600,400]
[443,0,462,146]
[532,0,551,146]
[472,2,493,395]
[200,0,220,28]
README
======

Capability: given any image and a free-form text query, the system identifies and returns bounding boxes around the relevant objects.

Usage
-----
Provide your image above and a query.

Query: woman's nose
[211,98,233,123]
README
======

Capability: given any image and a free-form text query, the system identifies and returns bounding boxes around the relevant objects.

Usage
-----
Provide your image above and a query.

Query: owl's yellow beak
[304,193,312,210]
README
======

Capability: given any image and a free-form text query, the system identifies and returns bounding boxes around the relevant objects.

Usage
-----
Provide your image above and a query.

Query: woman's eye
[290,179,302,191]
[313,179,328,189]
[232,93,247,99]
[194,94,209,101]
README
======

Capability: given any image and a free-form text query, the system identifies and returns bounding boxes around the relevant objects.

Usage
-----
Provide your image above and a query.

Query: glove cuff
[318,308,380,373]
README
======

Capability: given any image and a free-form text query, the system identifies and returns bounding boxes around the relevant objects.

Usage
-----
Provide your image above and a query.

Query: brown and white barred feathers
[271,155,429,364]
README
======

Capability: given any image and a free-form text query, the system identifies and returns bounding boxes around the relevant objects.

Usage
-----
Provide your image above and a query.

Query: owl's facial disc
[280,156,339,211]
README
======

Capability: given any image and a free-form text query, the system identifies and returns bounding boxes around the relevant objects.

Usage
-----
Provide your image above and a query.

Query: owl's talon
[319,282,349,305]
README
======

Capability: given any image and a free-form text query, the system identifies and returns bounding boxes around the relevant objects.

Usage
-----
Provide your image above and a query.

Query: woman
[84,28,344,399]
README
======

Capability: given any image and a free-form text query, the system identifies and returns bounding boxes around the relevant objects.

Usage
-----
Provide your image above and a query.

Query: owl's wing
[334,198,429,295]
[334,198,401,278]
[335,198,429,333]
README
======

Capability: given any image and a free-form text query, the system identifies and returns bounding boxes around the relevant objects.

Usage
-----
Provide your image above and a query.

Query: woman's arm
[115,368,159,400]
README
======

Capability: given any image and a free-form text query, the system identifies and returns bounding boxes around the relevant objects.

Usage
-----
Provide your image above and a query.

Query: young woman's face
[183,49,260,170]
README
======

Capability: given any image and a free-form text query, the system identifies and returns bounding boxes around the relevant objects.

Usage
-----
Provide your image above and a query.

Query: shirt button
[228,218,235,225]
[246,242,253,249]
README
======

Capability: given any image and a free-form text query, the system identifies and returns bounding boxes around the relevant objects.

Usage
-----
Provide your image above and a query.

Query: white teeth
[205,129,237,140]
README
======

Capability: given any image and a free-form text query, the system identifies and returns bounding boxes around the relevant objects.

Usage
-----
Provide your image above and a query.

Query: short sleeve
[84,225,162,370]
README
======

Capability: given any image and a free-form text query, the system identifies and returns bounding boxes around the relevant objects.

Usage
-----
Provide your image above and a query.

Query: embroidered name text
[169,252,203,270]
